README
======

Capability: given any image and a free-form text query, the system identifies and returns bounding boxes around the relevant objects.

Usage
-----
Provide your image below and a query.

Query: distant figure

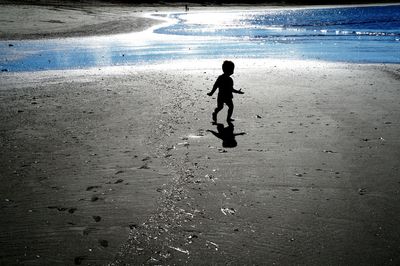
[185,5,189,12]
[207,60,244,123]
[208,121,245,148]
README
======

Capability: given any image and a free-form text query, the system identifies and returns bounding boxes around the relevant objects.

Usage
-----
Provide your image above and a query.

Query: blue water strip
[1,5,399,73]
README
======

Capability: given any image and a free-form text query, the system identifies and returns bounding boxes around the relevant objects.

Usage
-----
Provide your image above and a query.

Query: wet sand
[1,60,400,265]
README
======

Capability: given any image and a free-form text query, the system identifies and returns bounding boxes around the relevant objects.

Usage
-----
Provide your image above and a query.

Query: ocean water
[0,4,399,72]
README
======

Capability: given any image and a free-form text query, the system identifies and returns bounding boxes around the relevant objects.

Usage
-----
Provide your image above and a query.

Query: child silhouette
[207,60,244,123]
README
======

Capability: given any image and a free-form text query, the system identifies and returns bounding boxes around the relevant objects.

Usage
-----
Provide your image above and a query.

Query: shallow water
[0,5,399,72]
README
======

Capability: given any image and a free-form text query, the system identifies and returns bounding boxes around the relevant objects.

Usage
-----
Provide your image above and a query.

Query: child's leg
[213,98,224,121]
[226,100,234,121]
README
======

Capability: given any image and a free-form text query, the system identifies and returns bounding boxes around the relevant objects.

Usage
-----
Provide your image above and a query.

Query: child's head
[222,60,234,75]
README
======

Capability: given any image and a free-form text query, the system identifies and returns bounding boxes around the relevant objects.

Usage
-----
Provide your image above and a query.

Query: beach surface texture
[1,3,400,265]
[0,2,165,40]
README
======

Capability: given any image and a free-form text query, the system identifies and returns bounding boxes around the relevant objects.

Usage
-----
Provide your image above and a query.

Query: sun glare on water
[179,12,244,26]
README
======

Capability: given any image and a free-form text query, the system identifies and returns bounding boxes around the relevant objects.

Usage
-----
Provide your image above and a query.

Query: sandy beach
[0,2,166,40]
[1,2,400,266]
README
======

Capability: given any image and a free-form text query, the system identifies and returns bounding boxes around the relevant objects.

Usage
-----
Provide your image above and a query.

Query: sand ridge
[0,3,165,40]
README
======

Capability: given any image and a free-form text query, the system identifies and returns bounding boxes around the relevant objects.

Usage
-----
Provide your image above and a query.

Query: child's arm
[232,88,244,94]
[207,78,219,96]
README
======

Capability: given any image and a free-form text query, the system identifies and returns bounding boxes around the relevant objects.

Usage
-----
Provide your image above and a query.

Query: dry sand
[1,2,400,266]
[1,60,399,265]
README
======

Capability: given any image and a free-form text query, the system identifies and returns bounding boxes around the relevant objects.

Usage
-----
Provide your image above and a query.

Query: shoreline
[0,57,397,77]
[1,58,398,77]
[0,2,399,41]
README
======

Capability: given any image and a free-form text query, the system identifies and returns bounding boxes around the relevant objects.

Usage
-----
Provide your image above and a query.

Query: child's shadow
[207,121,246,148]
